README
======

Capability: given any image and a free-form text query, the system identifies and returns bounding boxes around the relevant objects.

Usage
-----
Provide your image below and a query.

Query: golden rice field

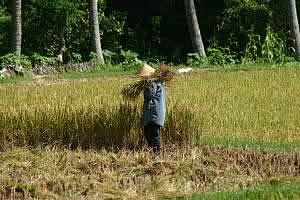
[0,67,300,150]
[1,67,300,199]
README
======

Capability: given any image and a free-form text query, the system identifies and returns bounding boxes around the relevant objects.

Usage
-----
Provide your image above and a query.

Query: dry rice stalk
[121,65,175,101]
[150,64,176,83]
[121,79,151,100]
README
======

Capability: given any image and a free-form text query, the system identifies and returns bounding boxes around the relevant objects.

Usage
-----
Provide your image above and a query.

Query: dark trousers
[144,122,161,153]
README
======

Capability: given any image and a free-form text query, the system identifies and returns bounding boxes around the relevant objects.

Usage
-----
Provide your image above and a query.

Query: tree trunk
[12,0,22,56]
[89,0,104,64]
[184,0,206,57]
[288,0,300,61]
[57,20,66,63]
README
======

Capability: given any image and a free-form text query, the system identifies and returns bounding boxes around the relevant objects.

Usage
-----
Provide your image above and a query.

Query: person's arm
[144,82,157,99]
[144,82,157,109]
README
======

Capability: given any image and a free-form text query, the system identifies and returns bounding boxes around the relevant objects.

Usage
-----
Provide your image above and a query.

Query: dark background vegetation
[0,0,299,65]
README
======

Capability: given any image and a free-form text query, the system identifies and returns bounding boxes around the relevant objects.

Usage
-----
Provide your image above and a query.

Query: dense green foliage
[0,0,300,67]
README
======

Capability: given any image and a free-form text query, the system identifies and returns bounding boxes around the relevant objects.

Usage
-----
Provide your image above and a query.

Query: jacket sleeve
[144,83,157,109]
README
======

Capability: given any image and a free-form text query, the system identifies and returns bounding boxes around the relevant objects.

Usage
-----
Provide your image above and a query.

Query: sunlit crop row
[1,68,300,150]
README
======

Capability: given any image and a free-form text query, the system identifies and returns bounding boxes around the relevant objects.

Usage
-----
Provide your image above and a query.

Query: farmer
[136,64,166,154]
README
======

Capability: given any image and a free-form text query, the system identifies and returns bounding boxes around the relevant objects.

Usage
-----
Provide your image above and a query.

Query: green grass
[184,179,300,200]
[0,75,32,84]
[60,68,135,79]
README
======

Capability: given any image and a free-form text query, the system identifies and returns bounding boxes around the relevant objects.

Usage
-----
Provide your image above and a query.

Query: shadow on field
[0,102,201,151]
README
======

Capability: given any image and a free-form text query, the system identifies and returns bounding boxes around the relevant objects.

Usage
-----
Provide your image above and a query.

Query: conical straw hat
[135,63,155,77]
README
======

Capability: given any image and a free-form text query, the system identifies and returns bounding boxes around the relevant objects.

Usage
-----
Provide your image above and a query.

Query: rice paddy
[0,66,300,199]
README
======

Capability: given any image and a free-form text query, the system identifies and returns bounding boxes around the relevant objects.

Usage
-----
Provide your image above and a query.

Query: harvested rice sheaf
[121,65,176,100]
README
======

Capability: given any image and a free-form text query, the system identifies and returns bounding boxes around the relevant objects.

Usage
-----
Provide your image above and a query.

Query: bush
[0,53,32,69]
[120,49,143,71]
[30,53,59,67]
[186,53,208,67]
[187,47,237,67]
[207,47,237,66]
[103,49,118,65]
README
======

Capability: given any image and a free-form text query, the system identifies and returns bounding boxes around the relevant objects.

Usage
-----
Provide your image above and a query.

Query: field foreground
[0,146,300,199]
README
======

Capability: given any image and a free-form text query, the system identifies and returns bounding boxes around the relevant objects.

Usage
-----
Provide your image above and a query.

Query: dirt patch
[28,75,68,86]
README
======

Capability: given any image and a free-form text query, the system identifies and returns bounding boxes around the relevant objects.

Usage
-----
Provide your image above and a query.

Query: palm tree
[184,0,206,57]
[12,0,22,56]
[288,0,300,61]
[89,0,104,64]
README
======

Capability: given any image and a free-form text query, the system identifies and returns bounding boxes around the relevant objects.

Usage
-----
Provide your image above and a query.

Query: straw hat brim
[134,63,156,78]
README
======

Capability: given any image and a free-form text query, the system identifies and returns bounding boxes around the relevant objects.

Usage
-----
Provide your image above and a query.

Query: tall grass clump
[0,99,141,150]
[261,27,287,64]
[0,77,197,150]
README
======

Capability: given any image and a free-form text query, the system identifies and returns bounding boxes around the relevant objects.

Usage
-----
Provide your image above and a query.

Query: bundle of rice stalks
[121,65,175,101]
[150,64,176,82]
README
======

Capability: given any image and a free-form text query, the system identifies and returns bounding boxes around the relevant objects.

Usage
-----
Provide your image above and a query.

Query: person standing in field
[136,64,166,154]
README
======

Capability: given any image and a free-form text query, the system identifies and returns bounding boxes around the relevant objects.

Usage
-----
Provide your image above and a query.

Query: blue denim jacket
[141,82,166,127]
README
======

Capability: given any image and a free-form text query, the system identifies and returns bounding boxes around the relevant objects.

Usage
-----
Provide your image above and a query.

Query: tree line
[0,0,300,69]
